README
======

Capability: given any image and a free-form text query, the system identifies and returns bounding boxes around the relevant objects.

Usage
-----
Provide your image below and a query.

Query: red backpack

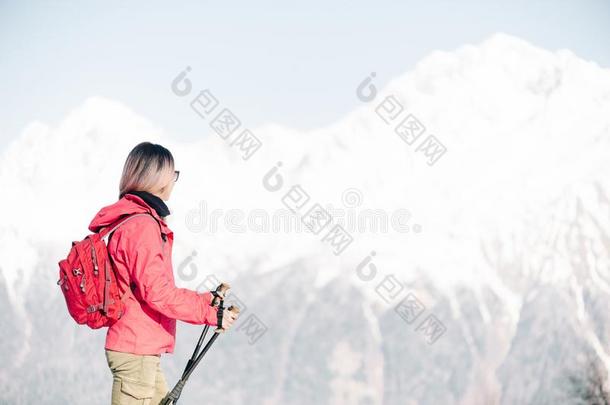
[57,213,158,329]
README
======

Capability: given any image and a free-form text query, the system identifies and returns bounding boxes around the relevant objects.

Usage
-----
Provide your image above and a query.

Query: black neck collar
[121,190,171,218]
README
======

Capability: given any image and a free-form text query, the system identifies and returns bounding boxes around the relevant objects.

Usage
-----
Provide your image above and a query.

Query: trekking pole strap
[216,305,223,328]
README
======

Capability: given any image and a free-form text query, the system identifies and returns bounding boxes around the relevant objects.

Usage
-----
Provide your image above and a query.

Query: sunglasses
[174,170,180,182]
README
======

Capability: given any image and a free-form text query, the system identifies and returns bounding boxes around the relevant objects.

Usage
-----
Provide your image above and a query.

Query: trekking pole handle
[215,305,240,333]
[211,282,230,307]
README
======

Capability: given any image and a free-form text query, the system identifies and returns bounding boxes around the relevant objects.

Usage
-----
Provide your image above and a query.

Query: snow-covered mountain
[1,33,610,404]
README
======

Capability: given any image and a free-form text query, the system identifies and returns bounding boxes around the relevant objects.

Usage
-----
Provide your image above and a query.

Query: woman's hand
[221,307,238,330]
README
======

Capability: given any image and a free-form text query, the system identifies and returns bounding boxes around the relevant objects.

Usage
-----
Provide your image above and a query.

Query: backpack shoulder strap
[100,213,165,307]
[99,213,162,243]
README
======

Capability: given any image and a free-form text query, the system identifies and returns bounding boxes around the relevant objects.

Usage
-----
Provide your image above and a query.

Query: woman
[88,142,237,404]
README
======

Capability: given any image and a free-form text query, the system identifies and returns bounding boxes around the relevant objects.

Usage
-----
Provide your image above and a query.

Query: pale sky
[1,0,609,152]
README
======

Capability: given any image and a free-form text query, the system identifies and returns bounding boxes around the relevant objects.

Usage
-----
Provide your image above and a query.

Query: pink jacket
[88,193,218,355]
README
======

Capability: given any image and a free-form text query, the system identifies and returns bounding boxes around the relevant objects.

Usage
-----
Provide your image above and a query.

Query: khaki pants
[105,349,169,405]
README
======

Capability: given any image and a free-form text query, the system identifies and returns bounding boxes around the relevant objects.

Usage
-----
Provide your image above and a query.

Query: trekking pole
[161,284,239,405]
[182,282,230,376]
[162,305,240,404]
[182,305,239,379]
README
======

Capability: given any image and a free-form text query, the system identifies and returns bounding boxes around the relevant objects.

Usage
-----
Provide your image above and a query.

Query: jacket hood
[88,194,169,233]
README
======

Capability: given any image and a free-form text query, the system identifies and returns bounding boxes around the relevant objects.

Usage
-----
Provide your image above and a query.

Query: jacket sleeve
[113,217,218,326]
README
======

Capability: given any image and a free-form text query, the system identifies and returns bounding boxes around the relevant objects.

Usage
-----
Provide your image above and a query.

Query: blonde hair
[119,142,175,199]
